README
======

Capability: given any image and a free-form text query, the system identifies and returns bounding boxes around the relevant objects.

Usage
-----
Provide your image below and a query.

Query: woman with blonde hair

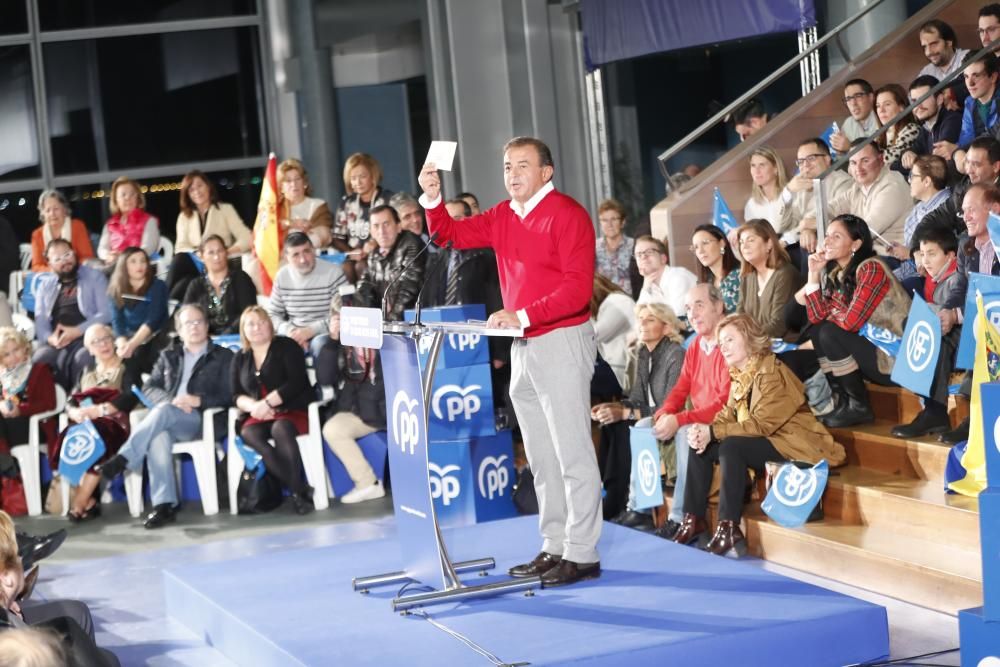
[96,177,159,271]
[672,313,845,557]
[276,158,335,249]
[333,153,394,257]
[743,146,788,236]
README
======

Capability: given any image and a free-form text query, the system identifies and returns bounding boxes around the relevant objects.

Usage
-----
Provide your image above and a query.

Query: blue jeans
[309,333,330,360]
[668,425,690,523]
[117,404,202,507]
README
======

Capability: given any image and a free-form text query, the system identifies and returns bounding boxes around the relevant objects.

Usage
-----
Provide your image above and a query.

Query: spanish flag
[253,153,281,295]
[948,292,1000,496]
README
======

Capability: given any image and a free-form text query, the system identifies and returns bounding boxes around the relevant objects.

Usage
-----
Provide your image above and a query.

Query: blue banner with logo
[234,435,264,476]
[712,187,738,234]
[428,441,475,528]
[977,384,1000,620]
[890,294,941,397]
[761,460,828,528]
[470,430,517,523]
[58,421,107,485]
[428,364,496,441]
[380,334,442,588]
[405,304,489,370]
[427,432,518,528]
[958,273,1000,369]
[771,339,798,353]
[860,322,901,359]
[628,425,663,510]
[211,334,242,353]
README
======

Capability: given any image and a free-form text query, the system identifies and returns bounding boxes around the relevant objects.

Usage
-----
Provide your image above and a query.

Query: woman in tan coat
[672,313,845,558]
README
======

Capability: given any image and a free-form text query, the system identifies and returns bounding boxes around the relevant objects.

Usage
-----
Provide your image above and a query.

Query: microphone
[414,240,454,327]
[381,231,441,321]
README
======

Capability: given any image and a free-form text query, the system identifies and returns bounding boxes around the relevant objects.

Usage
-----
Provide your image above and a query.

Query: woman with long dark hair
[108,248,168,376]
[875,84,921,174]
[690,225,740,313]
[182,235,257,336]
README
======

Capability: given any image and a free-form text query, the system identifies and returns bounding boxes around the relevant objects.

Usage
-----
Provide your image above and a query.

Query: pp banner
[712,187,738,234]
[957,273,1000,369]
[760,460,828,528]
[427,364,496,440]
[981,383,1000,489]
[58,421,107,485]
[628,425,664,511]
[406,304,489,369]
[890,293,941,397]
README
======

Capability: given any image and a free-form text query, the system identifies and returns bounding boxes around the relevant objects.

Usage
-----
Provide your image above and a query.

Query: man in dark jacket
[915,136,1000,240]
[99,303,233,528]
[355,205,425,321]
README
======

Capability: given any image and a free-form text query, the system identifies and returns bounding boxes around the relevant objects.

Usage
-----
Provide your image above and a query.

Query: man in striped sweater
[267,232,347,358]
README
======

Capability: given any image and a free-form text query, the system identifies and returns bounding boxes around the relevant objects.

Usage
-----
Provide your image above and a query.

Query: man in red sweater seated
[651,283,731,540]
[418,136,600,587]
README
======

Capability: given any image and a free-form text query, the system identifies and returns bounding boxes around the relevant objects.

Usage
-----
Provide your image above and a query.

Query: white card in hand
[425,141,457,171]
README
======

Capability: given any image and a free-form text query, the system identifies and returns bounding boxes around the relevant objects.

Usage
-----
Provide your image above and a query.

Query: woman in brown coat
[672,313,845,557]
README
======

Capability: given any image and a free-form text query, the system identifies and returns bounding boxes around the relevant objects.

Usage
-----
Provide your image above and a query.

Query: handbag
[236,467,283,514]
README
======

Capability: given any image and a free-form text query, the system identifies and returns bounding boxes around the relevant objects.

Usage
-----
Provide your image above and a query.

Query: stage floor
[164,516,889,666]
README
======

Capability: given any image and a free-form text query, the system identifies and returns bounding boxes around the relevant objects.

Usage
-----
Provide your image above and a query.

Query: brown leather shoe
[539,559,601,587]
[671,513,709,547]
[508,551,562,578]
[704,520,748,558]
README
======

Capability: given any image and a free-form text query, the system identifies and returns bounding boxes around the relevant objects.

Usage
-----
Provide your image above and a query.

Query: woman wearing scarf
[671,314,844,557]
[31,190,95,272]
[95,177,160,272]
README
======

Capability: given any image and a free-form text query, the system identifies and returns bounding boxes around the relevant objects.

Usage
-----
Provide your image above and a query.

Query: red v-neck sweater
[425,191,595,338]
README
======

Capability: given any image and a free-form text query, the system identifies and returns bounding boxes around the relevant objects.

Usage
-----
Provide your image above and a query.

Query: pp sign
[890,294,940,397]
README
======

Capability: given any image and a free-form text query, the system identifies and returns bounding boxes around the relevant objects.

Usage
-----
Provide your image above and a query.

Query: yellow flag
[949,292,1000,495]
[253,153,281,295]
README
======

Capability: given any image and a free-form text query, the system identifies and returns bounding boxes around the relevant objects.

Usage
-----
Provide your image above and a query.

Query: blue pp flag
[58,421,107,485]
[712,187,738,234]
[989,212,1000,258]
[628,425,663,511]
[761,460,828,528]
[186,251,205,274]
[211,334,242,352]
[234,436,265,476]
[860,322,901,358]
[819,121,840,159]
[890,294,941,397]
[771,339,798,353]
[957,273,1000,369]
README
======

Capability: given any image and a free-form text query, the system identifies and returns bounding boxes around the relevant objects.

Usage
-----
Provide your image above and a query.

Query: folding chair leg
[299,436,329,511]
[60,476,71,517]
[191,448,219,516]
[124,471,144,518]
[11,448,42,516]
[227,440,242,515]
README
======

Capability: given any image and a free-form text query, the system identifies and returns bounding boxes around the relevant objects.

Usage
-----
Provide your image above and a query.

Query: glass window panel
[0,46,41,182]
[0,189,45,246]
[38,0,256,32]
[0,1,28,35]
[45,27,266,176]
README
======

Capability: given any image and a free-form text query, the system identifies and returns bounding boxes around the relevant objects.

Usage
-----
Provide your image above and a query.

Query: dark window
[0,190,43,244]
[0,46,41,182]
[38,0,256,32]
[44,27,266,175]
[0,1,28,35]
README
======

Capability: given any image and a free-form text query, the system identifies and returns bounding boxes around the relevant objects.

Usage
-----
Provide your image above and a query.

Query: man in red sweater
[651,283,731,540]
[418,137,601,586]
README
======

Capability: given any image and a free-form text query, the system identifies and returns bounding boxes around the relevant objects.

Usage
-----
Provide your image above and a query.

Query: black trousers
[684,436,784,522]
[240,420,309,494]
[809,320,893,385]
[926,327,962,406]
[778,349,819,383]
[597,420,631,519]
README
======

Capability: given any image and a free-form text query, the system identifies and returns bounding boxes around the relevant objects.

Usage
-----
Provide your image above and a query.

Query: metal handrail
[656,0,894,180]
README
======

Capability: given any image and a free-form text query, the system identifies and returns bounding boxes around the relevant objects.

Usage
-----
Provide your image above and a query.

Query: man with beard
[903,75,962,170]
[32,239,111,389]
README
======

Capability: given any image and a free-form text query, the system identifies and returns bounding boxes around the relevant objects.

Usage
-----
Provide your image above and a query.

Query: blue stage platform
[163,516,889,666]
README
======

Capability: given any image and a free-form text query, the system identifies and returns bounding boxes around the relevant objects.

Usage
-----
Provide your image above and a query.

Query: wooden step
[824,466,980,551]
[866,383,969,426]
[745,513,983,615]
[830,421,953,483]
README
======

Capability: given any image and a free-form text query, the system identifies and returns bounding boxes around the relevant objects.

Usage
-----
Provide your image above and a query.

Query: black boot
[891,400,950,439]
[939,416,970,444]
[821,371,874,428]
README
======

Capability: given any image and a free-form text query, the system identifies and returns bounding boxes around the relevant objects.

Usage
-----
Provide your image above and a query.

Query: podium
[341,309,539,611]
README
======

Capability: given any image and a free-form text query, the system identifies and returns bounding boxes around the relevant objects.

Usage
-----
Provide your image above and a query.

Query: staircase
[743,388,981,615]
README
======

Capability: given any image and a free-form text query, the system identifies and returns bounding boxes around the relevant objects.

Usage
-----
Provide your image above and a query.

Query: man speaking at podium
[418,137,601,586]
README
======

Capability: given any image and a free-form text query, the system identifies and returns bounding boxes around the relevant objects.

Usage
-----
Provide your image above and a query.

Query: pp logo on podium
[905,321,935,373]
[61,430,99,466]
[637,449,658,497]
[478,455,509,500]
[772,465,819,507]
[432,384,482,422]
[392,390,420,455]
[429,463,461,506]
[448,332,481,351]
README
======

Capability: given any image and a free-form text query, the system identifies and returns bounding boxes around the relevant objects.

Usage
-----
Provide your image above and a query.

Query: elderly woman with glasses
[31,190,95,272]
[595,198,638,295]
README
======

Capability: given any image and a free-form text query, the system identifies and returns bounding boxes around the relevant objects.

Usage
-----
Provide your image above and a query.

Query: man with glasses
[895,155,952,281]
[918,136,1000,239]
[98,303,233,529]
[634,236,697,318]
[32,239,111,390]
[904,75,962,169]
[778,138,853,265]
[938,52,1000,162]
[979,4,1000,56]
[829,79,878,153]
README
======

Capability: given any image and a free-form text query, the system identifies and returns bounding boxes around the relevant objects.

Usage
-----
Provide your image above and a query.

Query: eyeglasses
[180,319,205,329]
[90,335,114,346]
[908,171,925,183]
[634,249,662,260]
[978,25,1000,37]
[794,154,827,167]
[842,92,870,104]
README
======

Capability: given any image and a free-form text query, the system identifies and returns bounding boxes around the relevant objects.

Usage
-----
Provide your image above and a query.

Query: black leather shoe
[291,488,315,515]
[17,529,67,571]
[508,552,561,577]
[939,417,970,444]
[654,519,681,540]
[891,406,951,439]
[539,559,601,587]
[97,454,128,480]
[143,503,178,529]
[820,371,874,429]
[616,511,654,530]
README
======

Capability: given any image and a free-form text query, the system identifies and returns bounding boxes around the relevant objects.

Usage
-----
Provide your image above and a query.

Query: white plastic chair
[9,270,29,315]
[10,385,67,516]
[121,406,223,517]
[18,243,31,271]
[11,313,35,344]
[226,395,332,515]
[155,237,174,280]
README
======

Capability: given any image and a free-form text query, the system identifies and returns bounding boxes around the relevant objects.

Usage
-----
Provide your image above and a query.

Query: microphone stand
[414,241,454,328]
[380,231,441,322]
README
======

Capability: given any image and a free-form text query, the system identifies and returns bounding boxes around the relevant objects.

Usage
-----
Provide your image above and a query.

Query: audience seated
[730,98,768,142]
[946,52,1000,162]
[389,191,431,243]
[829,79,878,153]
[333,153,393,281]
[896,155,951,281]
[232,306,316,515]
[651,283,731,540]
[590,274,636,400]
[594,198,639,295]
[167,171,252,300]
[918,19,969,83]
[634,235,697,319]
[919,136,1000,239]
[671,314,846,557]
[278,158,334,250]
[594,302,684,524]
[95,177,159,273]
[421,202,502,310]
[904,75,961,168]
[32,239,111,390]
[743,146,788,243]
[267,232,347,357]
[874,83,921,174]
[691,224,740,313]
[355,205,426,322]
[108,248,168,376]
[182,235,257,336]
[980,4,1000,56]
[736,220,804,339]
[799,214,911,429]
[48,324,139,522]
[317,297,386,504]
[457,191,481,215]
[98,304,233,529]
[31,190,94,273]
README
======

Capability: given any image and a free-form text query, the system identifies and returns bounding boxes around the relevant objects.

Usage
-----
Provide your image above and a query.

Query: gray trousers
[510,321,602,563]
